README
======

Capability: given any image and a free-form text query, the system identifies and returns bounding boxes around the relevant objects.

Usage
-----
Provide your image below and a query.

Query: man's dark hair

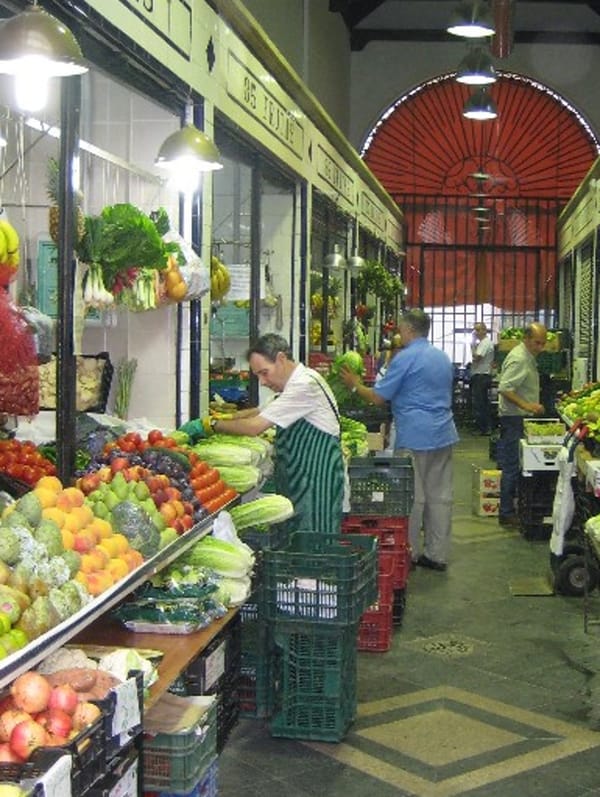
[247,333,293,362]
[402,308,430,337]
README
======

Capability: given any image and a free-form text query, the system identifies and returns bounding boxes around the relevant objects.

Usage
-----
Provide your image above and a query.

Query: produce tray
[348,455,414,516]
[0,471,31,498]
[143,695,217,794]
[269,620,357,742]
[262,532,378,624]
[38,351,113,413]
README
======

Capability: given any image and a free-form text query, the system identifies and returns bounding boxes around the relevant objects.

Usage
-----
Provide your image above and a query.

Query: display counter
[73,609,240,710]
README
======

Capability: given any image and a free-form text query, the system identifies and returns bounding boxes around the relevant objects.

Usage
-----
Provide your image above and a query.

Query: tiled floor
[219,432,600,796]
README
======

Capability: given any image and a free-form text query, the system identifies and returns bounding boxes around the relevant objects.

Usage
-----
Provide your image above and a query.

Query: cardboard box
[472,492,500,517]
[519,440,561,471]
[472,466,501,495]
[367,432,385,451]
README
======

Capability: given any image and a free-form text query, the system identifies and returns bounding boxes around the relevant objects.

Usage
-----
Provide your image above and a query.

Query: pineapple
[46,156,86,245]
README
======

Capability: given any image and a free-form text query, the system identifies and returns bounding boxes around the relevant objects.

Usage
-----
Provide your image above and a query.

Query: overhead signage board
[359,190,386,236]
[316,144,354,206]
[226,51,304,161]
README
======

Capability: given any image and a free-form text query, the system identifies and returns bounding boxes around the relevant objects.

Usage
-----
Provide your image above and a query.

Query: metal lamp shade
[155,124,223,172]
[324,244,347,270]
[463,88,498,120]
[0,6,87,76]
[447,1,495,38]
[456,48,497,85]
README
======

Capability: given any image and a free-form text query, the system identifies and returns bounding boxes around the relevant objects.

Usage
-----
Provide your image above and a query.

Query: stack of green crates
[262,532,378,742]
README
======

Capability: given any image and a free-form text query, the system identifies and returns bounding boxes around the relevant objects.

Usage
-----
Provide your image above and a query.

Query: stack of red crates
[341,515,410,651]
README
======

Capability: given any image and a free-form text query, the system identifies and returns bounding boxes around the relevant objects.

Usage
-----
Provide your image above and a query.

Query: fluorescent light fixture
[456,48,497,85]
[463,88,498,120]
[448,1,495,38]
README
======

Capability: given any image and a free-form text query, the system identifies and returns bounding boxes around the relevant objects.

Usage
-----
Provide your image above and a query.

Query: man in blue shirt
[341,308,458,571]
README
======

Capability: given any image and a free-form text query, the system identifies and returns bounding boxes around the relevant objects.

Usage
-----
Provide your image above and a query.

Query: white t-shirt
[471,337,494,375]
[259,363,340,436]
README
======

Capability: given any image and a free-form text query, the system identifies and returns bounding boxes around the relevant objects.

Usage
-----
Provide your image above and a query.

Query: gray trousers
[397,445,454,564]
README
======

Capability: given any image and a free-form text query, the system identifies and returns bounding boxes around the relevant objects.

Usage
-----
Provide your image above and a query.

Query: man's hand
[339,365,360,390]
[529,402,544,416]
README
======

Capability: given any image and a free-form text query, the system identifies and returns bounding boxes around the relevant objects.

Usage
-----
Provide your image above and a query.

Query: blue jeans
[498,415,524,518]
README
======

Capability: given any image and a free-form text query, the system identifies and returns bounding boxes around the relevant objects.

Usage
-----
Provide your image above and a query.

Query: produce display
[557,382,600,439]
[0,440,56,486]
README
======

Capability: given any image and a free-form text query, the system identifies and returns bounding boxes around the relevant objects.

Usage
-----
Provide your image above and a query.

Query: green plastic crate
[262,532,378,624]
[143,696,217,793]
[269,620,357,741]
[348,455,414,516]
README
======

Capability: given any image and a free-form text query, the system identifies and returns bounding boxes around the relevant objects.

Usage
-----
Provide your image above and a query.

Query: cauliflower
[33,520,64,558]
[0,526,20,565]
[36,556,71,588]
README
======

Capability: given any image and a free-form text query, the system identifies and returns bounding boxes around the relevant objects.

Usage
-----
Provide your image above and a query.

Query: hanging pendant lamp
[155,123,223,173]
[448,1,495,38]
[456,48,497,85]
[324,244,347,270]
[463,88,498,120]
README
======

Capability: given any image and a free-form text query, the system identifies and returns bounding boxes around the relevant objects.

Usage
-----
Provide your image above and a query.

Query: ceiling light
[0,4,88,111]
[324,244,347,270]
[473,204,490,212]
[448,1,495,38]
[463,88,498,120]
[456,48,497,85]
[156,123,223,192]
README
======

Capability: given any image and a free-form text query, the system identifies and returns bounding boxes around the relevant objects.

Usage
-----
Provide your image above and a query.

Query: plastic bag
[19,306,56,363]
[163,230,209,300]
[0,291,39,416]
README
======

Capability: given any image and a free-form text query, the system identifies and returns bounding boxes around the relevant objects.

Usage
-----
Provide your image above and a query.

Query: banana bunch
[211,255,231,302]
[0,218,20,273]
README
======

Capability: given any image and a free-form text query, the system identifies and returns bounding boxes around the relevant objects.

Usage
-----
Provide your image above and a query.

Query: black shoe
[498,514,520,528]
[416,555,447,572]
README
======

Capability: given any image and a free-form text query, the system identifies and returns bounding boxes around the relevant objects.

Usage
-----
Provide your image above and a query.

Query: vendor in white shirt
[205,334,344,535]
[470,322,494,435]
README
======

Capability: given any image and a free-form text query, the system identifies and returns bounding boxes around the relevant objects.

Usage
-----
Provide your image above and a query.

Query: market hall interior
[219,430,600,797]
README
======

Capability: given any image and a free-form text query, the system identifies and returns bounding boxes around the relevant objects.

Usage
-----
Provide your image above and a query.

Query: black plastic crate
[185,614,242,695]
[340,404,391,432]
[392,587,407,627]
[239,521,290,552]
[86,745,139,797]
[348,455,414,516]
[262,532,378,624]
[94,670,144,760]
[239,593,272,719]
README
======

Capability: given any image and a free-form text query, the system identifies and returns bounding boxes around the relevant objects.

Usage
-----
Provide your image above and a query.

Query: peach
[61,487,85,507]
[73,529,96,554]
[61,528,75,551]
[90,518,113,540]
[36,475,63,493]
[41,507,65,528]
[123,550,144,572]
[33,488,58,509]
[107,558,129,581]
[111,534,130,555]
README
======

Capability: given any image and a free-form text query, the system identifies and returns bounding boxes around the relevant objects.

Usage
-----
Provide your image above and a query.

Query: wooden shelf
[73,609,240,710]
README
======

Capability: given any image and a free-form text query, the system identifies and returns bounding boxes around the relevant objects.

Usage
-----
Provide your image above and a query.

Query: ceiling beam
[351,27,600,50]
[329,0,387,29]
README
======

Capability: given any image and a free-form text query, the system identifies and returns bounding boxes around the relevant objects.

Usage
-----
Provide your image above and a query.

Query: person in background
[470,322,494,435]
[193,333,345,535]
[340,309,458,572]
[497,322,547,527]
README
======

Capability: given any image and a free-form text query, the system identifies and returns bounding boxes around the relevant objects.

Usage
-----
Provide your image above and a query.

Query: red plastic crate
[342,515,410,589]
[357,604,393,652]
[375,549,395,606]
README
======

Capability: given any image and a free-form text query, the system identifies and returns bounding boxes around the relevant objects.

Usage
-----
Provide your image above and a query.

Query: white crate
[523,418,565,445]
[472,492,500,517]
[519,440,561,471]
[472,466,501,495]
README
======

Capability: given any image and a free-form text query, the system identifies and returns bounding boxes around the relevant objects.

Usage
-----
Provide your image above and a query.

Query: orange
[33,487,58,509]
[41,507,65,528]
[36,475,63,493]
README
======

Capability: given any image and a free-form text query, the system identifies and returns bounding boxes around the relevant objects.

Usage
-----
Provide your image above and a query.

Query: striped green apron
[274,418,344,535]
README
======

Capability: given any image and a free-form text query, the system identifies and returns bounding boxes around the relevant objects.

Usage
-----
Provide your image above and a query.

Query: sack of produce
[0,291,39,417]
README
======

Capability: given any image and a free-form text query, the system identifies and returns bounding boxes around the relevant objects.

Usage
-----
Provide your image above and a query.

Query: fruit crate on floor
[239,593,272,719]
[358,603,393,652]
[269,619,358,742]
[143,695,217,794]
[147,757,218,797]
[517,471,558,541]
[262,532,378,624]
[341,514,410,589]
[348,455,414,516]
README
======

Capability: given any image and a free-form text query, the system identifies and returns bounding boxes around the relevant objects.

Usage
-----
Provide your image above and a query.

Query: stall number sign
[228,51,304,160]
[205,640,226,691]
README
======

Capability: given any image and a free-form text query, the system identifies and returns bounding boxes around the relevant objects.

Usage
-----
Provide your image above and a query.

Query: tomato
[20,466,35,484]
[190,461,209,477]
[147,429,164,445]
[192,469,220,490]
[197,480,226,504]
[221,488,238,504]
[119,441,137,453]
[203,492,233,513]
